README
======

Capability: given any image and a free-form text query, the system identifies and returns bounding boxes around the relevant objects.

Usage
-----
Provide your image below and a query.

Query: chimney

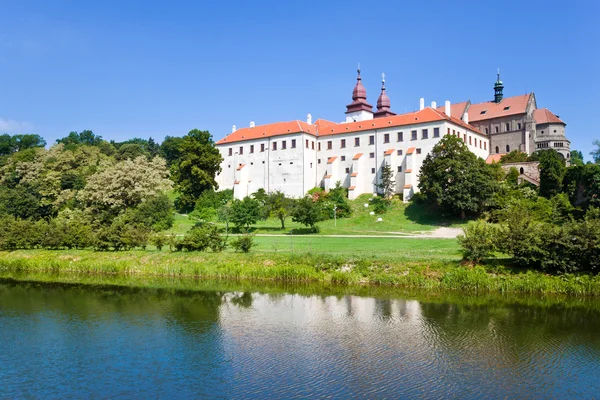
[249,121,255,128]
[419,98,425,111]
[232,125,237,133]
[444,100,451,118]
[431,101,437,109]
[464,112,469,125]
[307,113,312,124]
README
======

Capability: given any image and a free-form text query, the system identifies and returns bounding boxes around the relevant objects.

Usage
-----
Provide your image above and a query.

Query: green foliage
[570,150,585,167]
[129,193,174,231]
[499,150,529,164]
[506,167,520,186]
[563,163,600,209]
[171,129,223,212]
[266,190,295,229]
[591,139,600,164]
[377,162,395,199]
[538,149,566,198]
[458,220,500,263]
[0,134,46,156]
[327,182,352,218]
[179,223,226,252]
[231,196,261,231]
[160,136,184,167]
[370,196,390,214]
[230,232,255,253]
[292,196,323,232]
[150,234,167,251]
[418,135,498,218]
[56,130,104,148]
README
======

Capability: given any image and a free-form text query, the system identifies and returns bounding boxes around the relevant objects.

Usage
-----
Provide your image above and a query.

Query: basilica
[215,70,569,200]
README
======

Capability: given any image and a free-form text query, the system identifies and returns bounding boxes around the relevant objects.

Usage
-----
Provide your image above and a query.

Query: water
[1,280,600,398]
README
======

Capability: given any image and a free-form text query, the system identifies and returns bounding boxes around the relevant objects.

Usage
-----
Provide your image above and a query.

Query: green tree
[418,135,498,218]
[591,140,600,164]
[377,162,396,199]
[266,191,294,229]
[570,150,585,167]
[292,196,323,232]
[171,129,223,212]
[0,134,46,156]
[231,196,261,231]
[57,130,103,147]
[538,149,566,198]
[500,150,529,164]
[563,163,600,209]
[506,167,520,186]
[160,136,184,166]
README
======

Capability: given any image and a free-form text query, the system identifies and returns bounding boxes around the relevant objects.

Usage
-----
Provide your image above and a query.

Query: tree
[377,162,396,199]
[563,163,600,209]
[0,134,46,156]
[57,130,103,147]
[171,129,223,212]
[266,191,294,229]
[591,140,600,164]
[292,196,323,232]
[231,196,261,231]
[538,149,566,198]
[418,135,498,218]
[160,136,184,166]
[500,150,529,164]
[570,150,585,167]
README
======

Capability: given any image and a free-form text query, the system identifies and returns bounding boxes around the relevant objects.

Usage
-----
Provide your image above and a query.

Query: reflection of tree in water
[230,292,253,309]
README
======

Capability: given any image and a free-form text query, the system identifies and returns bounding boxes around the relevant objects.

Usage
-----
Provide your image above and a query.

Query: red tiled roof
[236,164,245,171]
[353,153,363,160]
[466,94,531,122]
[485,154,503,164]
[327,156,337,164]
[406,147,416,155]
[405,169,413,173]
[436,101,469,120]
[403,184,412,189]
[533,108,565,125]
[216,120,316,145]
[314,118,337,130]
[324,174,332,179]
[348,186,356,190]
[350,172,358,177]
[384,149,395,155]
[234,180,240,184]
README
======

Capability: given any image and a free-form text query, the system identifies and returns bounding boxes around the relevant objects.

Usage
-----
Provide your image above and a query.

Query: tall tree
[538,149,566,198]
[570,150,585,167]
[231,196,260,231]
[500,150,529,164]
[377,162,396,199]
[292,196,323,232]
[267,191,294,229]
[171,129,222,212]
[418,135,498,218]
[591,140,600,164]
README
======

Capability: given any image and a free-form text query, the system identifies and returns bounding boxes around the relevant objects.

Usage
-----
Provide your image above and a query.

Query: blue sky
[1,0,598,159]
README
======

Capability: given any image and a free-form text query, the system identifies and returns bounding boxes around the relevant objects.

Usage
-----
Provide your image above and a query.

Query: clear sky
[1,0,599,158]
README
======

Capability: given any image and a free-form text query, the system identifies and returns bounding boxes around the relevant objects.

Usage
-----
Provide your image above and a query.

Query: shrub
[230,233,255,253]
[180,223,226,252]
[370,196,390,214]
[458,220,500,263]
[150,234,167,251]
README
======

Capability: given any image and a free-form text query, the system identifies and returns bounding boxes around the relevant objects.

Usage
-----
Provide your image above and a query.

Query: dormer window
[480,110,487,115]
[503,106,511,111]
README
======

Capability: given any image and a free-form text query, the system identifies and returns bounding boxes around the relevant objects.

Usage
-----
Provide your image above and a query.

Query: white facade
[216,107,489,201]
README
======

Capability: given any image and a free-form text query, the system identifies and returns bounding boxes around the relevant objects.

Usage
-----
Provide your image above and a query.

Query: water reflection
[1,281,600,398]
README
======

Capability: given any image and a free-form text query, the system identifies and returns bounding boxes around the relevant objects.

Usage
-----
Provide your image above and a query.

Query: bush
[150,234,167,251]
[180,223,226,252]
[370,196,390,214]
[458,220,500,263]
[230,233,255,253]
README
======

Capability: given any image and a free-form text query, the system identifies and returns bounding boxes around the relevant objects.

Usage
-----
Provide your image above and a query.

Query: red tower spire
[346,66,373,115]
[374,73,396,118]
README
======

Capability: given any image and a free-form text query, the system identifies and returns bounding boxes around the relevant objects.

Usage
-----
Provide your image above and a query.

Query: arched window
[495,127,499,133]
[495,146,499,154]
[506,145,510,153]
[520,167,524,174]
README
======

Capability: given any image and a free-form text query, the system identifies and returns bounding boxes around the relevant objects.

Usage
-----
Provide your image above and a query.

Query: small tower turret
[374,73,396,118]
[494,69,504,103]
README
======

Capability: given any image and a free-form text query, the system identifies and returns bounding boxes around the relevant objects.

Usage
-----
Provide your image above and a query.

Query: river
[1,279,599,398]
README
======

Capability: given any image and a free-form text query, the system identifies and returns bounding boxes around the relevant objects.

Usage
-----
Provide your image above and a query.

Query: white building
[215,69,489,201]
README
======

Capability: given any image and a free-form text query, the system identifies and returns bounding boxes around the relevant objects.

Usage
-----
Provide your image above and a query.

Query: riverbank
[1,249,600,296]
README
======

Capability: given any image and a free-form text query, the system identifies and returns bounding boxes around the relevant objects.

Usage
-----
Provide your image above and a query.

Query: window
[261,143,265,152]
[474,138,477,147]
[289,162,293,165]
[341,156,346,161]
[228,164,231,168]
[416,148,422,154]
[520,167,524,174]
[369,152,375,158]
[464,133,467,141]
[282,140,287,150]
[291,139,296,148]
[384,133,390,143]
[318,142,321,151]
[495,126,499,133]
[250,162,253,165]
[484,142,487,150]
[469,137,472,145]
[327,141,332,150]
[411,130,417,140]
[495,146,499,154]
[239,146,243,155]
[272,142,277,150]
[306,139,309,148]
[485,128,489,134]
[318,159,321,164]
[541,131,545,134]
[517,123,522,130]
[369,135,375,145]
[345,167,350,173]
[505,123,510,131]
[397,166,402,172]
[397,149,403,156]
[250,145,254,153]
[452,130,456,136]
[506,145,510,152]
[371,168,376,174]
[422,129,428,139]
[433,127,440,138]
[355,137,360,146]
[312,141,315,150]
[503,106,510,111]
[447,128,450,135]
[480,110,487,115]
[340,139,346,148]
[397,132,403,142]
[228,148,232,156]
[310,162,313,168]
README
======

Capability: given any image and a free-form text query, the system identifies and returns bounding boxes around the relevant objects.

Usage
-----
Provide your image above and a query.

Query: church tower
[345,66,374,123]
[374,73,396,118]
[494,69,504,103]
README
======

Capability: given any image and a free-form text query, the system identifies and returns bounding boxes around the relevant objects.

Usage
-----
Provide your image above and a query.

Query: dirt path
[250,227,463,239]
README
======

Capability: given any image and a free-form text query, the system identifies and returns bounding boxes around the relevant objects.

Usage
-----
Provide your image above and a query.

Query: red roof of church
[466,94,531,122]
[485,154,503,164]
[533,108,565,125]
[216,120,316,145]
[436,101,469,120]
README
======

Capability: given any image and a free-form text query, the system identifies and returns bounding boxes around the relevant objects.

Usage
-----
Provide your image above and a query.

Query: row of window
[483,122,523,135]
[227,128,444,156]
[450,130,487,151]
[343,166,405,174]
[495,145,512,153]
